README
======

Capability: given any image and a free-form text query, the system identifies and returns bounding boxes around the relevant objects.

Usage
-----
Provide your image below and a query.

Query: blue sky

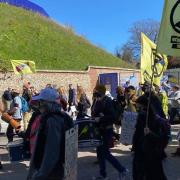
[31,0,164,54]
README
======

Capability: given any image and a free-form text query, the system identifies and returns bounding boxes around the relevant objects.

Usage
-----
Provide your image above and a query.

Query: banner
[157,0,180,56]
[141,33,168,86]
[11,60,36,75]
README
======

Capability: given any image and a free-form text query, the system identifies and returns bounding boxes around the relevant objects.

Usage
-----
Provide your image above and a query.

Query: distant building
[0,0,49,17]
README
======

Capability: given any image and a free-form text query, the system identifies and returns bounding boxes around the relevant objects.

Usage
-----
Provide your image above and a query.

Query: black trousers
[6,119,21,142]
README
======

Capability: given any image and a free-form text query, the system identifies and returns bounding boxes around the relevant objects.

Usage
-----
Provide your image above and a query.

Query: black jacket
[28,103,73,180]
[133,111,163,159]
[91,96,115,129]
[77,94,91,118]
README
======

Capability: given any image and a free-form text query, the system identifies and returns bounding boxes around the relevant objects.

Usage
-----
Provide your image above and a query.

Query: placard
[64,126,78,180]
[120,111,137,145]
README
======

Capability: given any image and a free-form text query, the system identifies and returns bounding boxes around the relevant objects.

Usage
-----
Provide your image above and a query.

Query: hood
[44,102,62,115]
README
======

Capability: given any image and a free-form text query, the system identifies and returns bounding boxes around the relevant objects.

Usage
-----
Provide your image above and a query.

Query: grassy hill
[0,3,134,70]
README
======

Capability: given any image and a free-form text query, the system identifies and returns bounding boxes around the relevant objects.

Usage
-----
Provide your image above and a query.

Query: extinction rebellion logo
[170,0,180,49]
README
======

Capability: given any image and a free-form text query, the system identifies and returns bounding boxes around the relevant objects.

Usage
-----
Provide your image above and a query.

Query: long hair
[77,86,84,102]
[116,86,124,95]
[57,86,65,96]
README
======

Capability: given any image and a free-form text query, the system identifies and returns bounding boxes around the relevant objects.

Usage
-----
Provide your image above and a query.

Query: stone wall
[0,66,140,100]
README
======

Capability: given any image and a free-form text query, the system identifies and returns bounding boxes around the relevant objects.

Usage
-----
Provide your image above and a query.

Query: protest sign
[120,111,137,145]
[64,126,78,180]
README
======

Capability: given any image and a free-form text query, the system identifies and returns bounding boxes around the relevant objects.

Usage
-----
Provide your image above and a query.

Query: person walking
[132,95,167,180]
[92,84,128,180]
[68,84,77,116]
[22,82,32,130]
[114,86,126,135]
[27,88,73,180]
[6,89,22,142]
[57,86,68,111]
[76,86,91,119]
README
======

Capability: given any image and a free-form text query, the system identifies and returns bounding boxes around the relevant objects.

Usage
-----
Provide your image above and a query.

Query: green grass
[0,3,134,70]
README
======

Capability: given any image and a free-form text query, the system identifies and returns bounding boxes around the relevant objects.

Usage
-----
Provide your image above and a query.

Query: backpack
[112,99,124,125]
[156,115,171,149]
[20,97,29,113]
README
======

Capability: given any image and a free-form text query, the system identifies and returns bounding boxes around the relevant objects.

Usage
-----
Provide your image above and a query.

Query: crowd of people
[0,80,179,180]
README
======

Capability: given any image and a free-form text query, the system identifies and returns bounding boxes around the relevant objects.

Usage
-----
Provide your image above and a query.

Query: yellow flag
[157,0,180,56]
[11,60,36,75]
[141,33,168,86]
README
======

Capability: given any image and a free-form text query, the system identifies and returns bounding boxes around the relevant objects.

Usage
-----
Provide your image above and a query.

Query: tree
[116,19,160,61]
[115,43,134,62]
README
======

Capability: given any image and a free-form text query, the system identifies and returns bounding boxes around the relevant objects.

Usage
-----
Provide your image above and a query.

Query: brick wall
[0,66,140,100]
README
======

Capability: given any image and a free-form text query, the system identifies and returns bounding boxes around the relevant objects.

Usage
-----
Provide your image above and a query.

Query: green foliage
[0,4,134,70]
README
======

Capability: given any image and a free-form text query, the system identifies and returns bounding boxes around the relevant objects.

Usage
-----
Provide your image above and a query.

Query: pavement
[0,125,180,180]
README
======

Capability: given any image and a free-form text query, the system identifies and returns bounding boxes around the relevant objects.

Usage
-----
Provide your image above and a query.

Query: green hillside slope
[0,3,134,70]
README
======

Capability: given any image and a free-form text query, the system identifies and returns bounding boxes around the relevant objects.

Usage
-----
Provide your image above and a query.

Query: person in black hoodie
[92,84,128,180]
[132,95,167,180]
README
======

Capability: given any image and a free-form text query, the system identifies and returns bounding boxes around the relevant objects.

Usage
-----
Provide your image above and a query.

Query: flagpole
[145,49,157,127]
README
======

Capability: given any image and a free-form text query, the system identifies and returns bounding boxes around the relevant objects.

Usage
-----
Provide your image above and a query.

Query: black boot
[0,161,3,169]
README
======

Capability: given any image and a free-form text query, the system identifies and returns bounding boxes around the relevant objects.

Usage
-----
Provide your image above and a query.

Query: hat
[32,88,59,102]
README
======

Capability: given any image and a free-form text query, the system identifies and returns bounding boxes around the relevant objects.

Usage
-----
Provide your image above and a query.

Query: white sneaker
[118,169,129,180]
[92,176,109,180]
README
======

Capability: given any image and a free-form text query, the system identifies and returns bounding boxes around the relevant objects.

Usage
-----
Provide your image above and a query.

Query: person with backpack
[27,88,74,180]
[6,89,22,142]
[92,84,128,180]
[132,95,167,180]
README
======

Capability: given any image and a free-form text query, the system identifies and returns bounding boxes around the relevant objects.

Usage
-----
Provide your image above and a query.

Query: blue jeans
[97,128,125,178]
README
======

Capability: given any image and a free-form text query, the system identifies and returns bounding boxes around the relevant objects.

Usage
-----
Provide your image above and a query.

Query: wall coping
[36,66,140,73]
[0,66,140,74]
